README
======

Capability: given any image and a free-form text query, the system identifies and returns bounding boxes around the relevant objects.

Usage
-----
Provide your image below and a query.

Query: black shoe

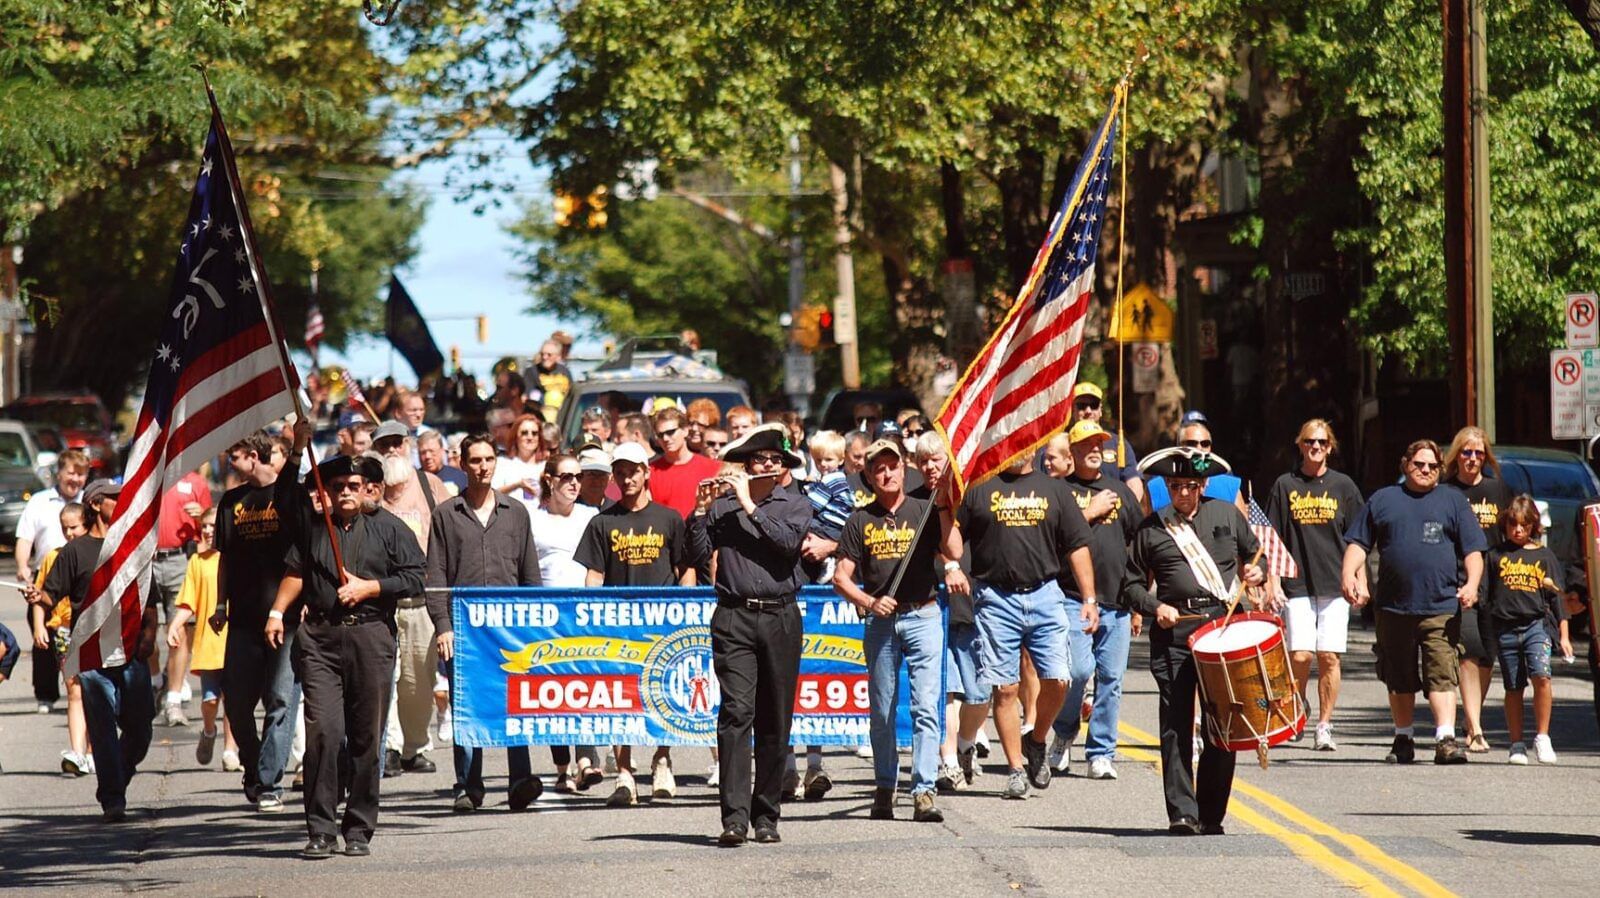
[1022,736,1051,789]
[1384,734,1416,765]
[344,840,370,858]
[576,767,604,791]
[381,750,404,778]
[718,824,748,847]
[1201,823,1226,836]
[1168,816,1203,836]
[1434,736,1469,765]
[870,786,895,820]
[302,834,337,859]
[508,776,544,811]
[452,793,479,813]
[103,805,128,823]
[401,754,437,774]
[752,825,781,844]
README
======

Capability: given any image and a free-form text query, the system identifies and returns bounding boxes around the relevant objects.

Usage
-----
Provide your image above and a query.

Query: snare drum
[1189,612,1305,762]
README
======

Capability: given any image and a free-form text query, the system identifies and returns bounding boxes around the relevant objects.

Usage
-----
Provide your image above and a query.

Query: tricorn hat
[1137,445,1231,479]
[722,422,804,468]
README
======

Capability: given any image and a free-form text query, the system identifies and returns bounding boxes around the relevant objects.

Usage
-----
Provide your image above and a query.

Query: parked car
[1494,445,1600,564]
[2,392,117,474]
[0,420,53,547]
[816,388,925,435]
[553,338,750,448]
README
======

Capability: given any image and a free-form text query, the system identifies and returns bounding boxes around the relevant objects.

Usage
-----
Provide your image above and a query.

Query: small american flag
[1248,497,1299,580]
[66,102,294,675]
[305,302,325,349]
[936,89,1120,491]
[342,367,368,409]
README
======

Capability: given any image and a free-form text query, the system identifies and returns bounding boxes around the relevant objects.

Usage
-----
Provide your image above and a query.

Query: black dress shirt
[286,507,426,624]
[688,486,812,601]
[425,492,542,633]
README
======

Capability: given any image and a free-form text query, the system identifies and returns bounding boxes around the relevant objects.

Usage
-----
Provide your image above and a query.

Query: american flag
[935,91,1120,491]
[1248,497,1299,580]
[305,302,325,350]
[66,106,294,675]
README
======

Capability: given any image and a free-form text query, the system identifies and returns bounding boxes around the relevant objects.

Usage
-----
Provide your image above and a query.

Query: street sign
[1569,293,1599,349]
[1131,342,1162,393]
[784,350,815,396]
[1552,349,1587,439]
[1107,282,1174,343]
[1197,319,1219,361]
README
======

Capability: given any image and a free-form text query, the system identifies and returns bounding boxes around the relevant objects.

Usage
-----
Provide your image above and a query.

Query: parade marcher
[577,448,613,508]
[14,447,90,713]
[152,467,212,726]
[1441,426,1512,754]
[1066,383,1144,504]
[266,454,426,859]
[832,439,959,823]
[1481,496,1571,765]
[40,479,158,821]
[687,423,812,846]
[215,426,313,813]
[685,398,722,456]
[724,405,758,441]
[580,406,615,447]
[427,434,546,812]
[165,509,237,768]
[1048,423,1140,780]
[396,391,435,466]
[1342,439,1486,766]
[702,427,730,460]
[574,441,694,807]
[1143,418,1249,515]
[955,454,1097,800]
[1265,419,1365,751]
[1122,446,1264,835]
[29,503,93,775]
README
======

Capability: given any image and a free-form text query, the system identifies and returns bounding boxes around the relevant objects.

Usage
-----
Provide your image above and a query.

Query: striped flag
[934,89,1121,492]
[305,302,325,349]
[1248,497,1299,580]
[66,103,294,675]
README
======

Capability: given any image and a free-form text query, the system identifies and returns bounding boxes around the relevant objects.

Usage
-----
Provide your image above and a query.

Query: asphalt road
[2,554,1598,897]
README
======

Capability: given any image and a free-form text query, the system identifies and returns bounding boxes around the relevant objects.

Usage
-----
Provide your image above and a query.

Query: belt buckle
[339,614,362,627]
[743,598,775,612]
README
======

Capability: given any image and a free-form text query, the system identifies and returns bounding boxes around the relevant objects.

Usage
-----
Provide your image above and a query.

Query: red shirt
[157,472,213,549]
[649,452,721,518]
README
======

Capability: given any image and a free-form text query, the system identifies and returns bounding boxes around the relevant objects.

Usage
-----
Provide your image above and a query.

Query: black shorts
[1459,607,1495,666]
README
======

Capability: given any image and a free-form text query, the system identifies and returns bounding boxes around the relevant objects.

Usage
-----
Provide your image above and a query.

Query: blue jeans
[864,602,945,795]
[79,662,154,812]
[1495,618,1553,691]
[973,580,1072,686]
[1053,603,1132,760]
[223,623,302,797]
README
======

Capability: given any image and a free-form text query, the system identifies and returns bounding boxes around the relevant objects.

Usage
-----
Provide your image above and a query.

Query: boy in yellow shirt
[166,508,237,767]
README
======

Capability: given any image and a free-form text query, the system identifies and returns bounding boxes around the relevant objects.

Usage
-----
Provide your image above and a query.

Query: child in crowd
[800,430,854,582]
[1481,495,1573,765]
[166,508,238,768]
[30,503,93,776]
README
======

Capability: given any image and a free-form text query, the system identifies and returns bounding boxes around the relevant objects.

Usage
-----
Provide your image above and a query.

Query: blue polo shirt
[1344,484,1487,616]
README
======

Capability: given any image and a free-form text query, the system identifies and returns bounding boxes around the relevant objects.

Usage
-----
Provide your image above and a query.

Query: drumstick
[1220,546,1267,631]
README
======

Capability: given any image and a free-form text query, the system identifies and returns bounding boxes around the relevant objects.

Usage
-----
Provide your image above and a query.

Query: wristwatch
[943,561,961,573]
[1083,596,1098,605]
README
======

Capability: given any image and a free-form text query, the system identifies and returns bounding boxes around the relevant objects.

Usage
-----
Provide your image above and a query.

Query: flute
[699,472,784,490]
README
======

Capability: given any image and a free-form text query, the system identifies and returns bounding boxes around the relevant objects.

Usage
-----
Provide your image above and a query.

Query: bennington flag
[66,103,294,675]
[935,88,1123,491]
[1248,497,1299,580]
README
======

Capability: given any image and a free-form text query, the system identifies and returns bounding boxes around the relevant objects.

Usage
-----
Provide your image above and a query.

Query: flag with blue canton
[937,86,1123,492]
[1248,497,1299,580]
[67,107,294,675]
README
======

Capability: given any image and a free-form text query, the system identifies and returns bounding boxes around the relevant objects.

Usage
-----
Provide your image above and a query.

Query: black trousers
[1150,613,1236,827]
[222,624,300,796]
[33,627,60,704]
[711,601,802,831]
[296,619,396,842]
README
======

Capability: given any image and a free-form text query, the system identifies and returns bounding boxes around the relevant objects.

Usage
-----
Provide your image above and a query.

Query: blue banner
[450,586,925,749]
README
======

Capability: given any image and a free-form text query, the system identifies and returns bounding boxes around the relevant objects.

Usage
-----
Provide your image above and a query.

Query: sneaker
[1433,736,1469,765]
[935,764,966,793]
[37,702,53,714]
[651,757,677,799]
[1048,733,1072,773]
[802,767,832,800]
[1467,732,1490,753]
[453,792,479,813]
[870,786,895,820]
[1507,742,1529,765]
[1087,756,1118,780]
[83,754,96,775]
[163,702,188,728]
[257,792,285,813]
[437,709,453,745]
[912,791,944,823]
[1533,734,1558,765]
[705,762,720,788]
[1313,724,1336,752]
[60,750,86,776]
[1384,734,1415,765]
[196,729,217,766]
[603,753,618,775]
[1021,736,1051,789]
[958,745,978,787]
[855,743,874,760]
[222,750,243,772]
[179,680,193,703]
[1002,768,1030,800]
[781,766,800,801]
[607,771,637,807]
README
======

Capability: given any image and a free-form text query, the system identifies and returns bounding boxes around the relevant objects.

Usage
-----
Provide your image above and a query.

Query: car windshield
[563,389,747,447]
[8,402,101,432]
[1517,459,1598,501]
[0,432,31,467]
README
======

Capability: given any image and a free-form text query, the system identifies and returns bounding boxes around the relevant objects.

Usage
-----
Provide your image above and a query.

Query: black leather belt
[307,612,386,627]
[154,548,186,559]
[719,596,794,612]
[896,597,938,615]
[1175,596,1225,612]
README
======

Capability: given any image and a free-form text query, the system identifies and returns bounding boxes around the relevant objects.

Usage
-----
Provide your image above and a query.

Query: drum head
[1192,618,1278,654]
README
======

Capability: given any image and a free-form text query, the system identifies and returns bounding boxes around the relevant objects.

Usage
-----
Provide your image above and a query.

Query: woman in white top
[492,413,546,512]
[529,453,603,790]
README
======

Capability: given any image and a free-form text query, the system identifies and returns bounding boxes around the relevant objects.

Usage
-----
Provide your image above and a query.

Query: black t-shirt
[1060,473,1140,603]
[43,536,104,630]
[574,501,687,586]
[1446,475,1514,546]
[956,470,1091,591]
[1266,467,1365,598]
[848,467,924,509]
[838,495,940,603]
[910,483,973,625]
[1483,541,1567,626]
[215,477,311,626]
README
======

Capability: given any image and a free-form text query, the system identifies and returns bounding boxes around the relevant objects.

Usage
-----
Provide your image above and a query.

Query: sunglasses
[705,440,727,449]
[328,479,365,493]
[905,428,926,437]
[1411,461,1440,472]
[552,472,581,483]
[655,427,680,440]
[1180,439,1213,449]
[1075,400,1102,410]
[1170,480,1203,493]
[749,452,786,465]
[518,428,540,437]
[1301,438,1329,447]
[1459,448,1485,459]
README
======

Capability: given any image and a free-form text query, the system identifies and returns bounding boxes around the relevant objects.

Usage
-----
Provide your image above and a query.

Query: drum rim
[1187,610,1286,658]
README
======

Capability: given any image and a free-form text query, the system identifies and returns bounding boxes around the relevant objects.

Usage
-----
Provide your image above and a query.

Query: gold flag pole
[1113,76,1131,467]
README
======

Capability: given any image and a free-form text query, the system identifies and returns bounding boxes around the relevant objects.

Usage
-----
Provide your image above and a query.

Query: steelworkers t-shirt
[838,495,940,603]
[1266,467,1365,598]
[956,470,1091,591]
[575,501,686,586]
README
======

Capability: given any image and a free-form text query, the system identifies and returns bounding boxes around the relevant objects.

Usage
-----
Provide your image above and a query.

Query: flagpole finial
[363,0,403,25]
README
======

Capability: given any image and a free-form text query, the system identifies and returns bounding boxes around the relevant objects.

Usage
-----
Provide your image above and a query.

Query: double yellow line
[1116,721,1457,897]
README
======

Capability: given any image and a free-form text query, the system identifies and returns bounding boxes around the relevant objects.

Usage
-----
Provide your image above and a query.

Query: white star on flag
[190,223,201,238]
[155,344,171,362]
[200,157,213,178]
[201,215,212,231]
[233,248,247,265]
[169,356,181,372]
[236,275,254,294]
[218,224,235,242]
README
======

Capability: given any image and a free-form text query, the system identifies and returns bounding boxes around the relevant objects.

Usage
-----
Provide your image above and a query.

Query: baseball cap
[1179,409,1210,427]
[864,438,904,464]
[1067,420,1111,445]
[611,442,652,466]
[372,420,409,443]
[83,479,122,507]
[1072,382,1105,403]
[578,448,612,474]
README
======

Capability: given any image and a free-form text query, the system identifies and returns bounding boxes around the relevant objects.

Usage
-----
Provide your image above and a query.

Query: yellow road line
[1117,721,1457,897]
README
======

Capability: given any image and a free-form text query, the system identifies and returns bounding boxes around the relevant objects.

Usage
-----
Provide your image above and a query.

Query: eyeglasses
[1459,448,1485,459]
[1180,439,1213,449]
[705,440,727,449]
[749,452,785,465]
[1410,461,1440,472]
[1169,480,1203,493]
[518,428,540,437]
[552,472,581,483]
[1300,438,1329,447]
[328,479,364,493]
[905,428,926,438]
[1075,400,1102,411]
[655,427,680,440]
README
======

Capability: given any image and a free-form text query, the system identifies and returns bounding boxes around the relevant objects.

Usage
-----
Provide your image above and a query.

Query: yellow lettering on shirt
[853,488,874,509]
[990,491,1049,527]
[1288,490,1340,526]
[862,519,915,562]
[1497,555,1545,593]
[1471,498,1499,531]
[1073,489,1120,525]
[232,501,280,540]
[610,526,665,566]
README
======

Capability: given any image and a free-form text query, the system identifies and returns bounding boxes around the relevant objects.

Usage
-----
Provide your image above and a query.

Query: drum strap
[1159,505,1235,603]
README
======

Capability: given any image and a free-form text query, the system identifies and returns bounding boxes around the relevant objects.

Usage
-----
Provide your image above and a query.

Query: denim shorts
[1495,619,1553,691]
[973,579,1072,687]
[944,623,990,705]
[198,669,224,703]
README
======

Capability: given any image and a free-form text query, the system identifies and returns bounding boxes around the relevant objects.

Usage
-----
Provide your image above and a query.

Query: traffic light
[817,308,836,347]
[793,304,827,353]
[476,315,488,344]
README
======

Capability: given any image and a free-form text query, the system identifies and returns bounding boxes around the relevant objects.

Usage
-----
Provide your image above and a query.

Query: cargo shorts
[1373,609,1461,695]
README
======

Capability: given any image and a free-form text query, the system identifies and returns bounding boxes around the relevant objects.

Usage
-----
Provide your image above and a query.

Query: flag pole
[1113,78,1130,470]
[196,65,348,585]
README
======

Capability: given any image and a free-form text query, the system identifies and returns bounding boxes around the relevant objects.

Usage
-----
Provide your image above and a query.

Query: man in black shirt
[687,423,812,846]
[955,457,1096,800]
[1122,447,1264,835]
[213,426,312,812]
[40,479,158,821]
[833,439,958,823]
[265,455,426,859]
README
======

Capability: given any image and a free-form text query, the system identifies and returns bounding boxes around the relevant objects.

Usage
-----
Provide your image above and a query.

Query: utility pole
[829,160,861,388]
[786,134,812,414]
[1443,0,1494,436]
